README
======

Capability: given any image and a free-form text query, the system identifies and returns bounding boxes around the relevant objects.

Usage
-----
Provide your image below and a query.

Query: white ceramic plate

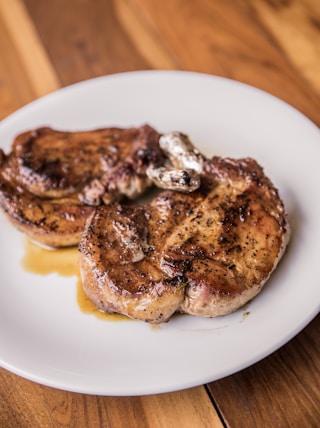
[0,71,319,396]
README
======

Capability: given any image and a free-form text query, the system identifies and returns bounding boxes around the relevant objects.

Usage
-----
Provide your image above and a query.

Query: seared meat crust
[79,156,290,323]
[2,125,163,202]
[0,178,94,248]
[0,125,163,247]
[79,204,186,323]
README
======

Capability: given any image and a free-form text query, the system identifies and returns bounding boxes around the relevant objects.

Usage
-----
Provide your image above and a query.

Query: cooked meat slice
[79,156,290,323]
[164,157,290,317]
[0,178,94,248]
[79,204,186,323]
[0,149,6,167]
[0,124,163,247]
[2,124,163,203]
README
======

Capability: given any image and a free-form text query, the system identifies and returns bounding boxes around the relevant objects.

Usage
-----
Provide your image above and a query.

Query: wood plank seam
[204,384,227,428]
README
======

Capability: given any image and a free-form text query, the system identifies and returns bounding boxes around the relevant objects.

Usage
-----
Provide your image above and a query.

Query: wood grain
[22,0,320,126]
[117,0,320,125]
[0,372,223,428]
[22,0,153,85]
[207,315,320,428]
[0,0,59,119]
[251,0,320,92]
[115,0,178,69]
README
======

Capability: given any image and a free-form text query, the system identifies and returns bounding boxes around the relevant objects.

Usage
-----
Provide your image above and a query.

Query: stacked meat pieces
[0,125,163,247]
[0,124,290,323]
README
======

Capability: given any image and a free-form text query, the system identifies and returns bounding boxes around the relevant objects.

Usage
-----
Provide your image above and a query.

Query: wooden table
[0,1,319,426]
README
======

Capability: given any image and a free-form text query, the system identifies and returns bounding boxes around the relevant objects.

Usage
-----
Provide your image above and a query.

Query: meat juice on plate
[21,239,128,321]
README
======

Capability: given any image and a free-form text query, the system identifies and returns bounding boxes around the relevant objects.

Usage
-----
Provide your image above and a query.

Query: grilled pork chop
[79,156,290,323]
[0,125,164,247]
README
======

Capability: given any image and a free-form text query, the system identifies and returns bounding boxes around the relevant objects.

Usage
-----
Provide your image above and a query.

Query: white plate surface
[0,71,319,396]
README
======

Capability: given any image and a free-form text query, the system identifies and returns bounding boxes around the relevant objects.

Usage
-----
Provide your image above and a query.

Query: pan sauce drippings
[21,239,128,321]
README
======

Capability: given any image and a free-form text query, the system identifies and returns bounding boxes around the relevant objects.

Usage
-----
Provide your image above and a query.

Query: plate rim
[0,70,319,395]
